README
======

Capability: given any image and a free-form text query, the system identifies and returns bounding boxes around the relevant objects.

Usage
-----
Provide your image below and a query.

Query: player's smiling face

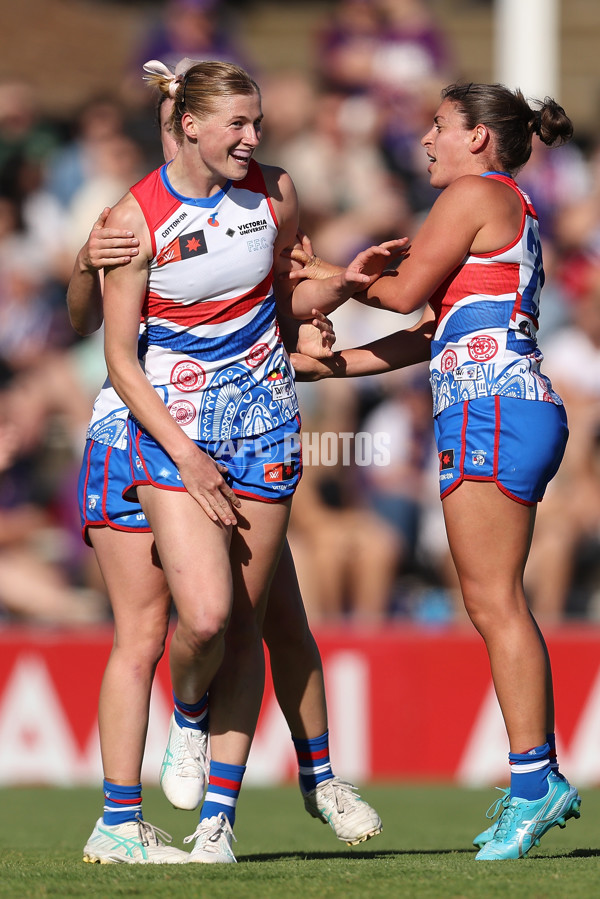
[191,92,263,185]
[421,98,475,189]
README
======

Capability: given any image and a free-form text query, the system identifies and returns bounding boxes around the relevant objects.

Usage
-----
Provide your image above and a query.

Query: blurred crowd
[1,0,599,627]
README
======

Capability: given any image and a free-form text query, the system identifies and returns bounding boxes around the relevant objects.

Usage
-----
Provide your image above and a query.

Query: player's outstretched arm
[291,305,435,381]
[286,239,409,319]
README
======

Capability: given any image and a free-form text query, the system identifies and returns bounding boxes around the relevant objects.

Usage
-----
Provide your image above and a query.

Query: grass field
[1,783,598,898]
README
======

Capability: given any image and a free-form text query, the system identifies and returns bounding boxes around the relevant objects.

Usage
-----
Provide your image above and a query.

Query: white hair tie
[142,59,180,97]
[174,57,197,77]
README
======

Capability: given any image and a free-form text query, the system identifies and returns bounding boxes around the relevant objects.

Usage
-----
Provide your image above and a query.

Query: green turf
[0,784,598,898]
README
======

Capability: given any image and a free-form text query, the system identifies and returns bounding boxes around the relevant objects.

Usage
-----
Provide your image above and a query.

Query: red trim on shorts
[459,401,468,478]
[493,395,501,477]
[496,481,535,506]
[232,487,290,504]
[83,519,153,545]
[80,441,153,545]
[102,446,112,515]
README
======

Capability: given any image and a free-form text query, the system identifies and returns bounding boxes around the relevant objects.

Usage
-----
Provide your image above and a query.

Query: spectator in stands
[289,376,402,623]
[315,0,384,96]
[314,0,454,214]
[0,80,60,203]
[275,87,410,265]
[525,255,600,621]
[0,404,106,625]
[45,95,127,210]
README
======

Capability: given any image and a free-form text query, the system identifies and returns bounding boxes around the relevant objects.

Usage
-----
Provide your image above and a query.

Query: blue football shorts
[434,395,569,505]
[126,414,303,504]
[78,438,151,546]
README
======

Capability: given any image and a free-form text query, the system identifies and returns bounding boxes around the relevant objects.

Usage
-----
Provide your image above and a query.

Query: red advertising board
[0,624,598,787]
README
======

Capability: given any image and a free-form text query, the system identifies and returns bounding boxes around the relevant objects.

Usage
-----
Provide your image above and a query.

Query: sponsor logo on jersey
[238,218,268,235]
[472,450,486,467]
[263,460,297,483]
[161,211,188,239]
[439,448,454,471]
[268,367,295,401]
[454,364,481,382]
[157,230,208,267]
[517,318,534,339]
[208,213,219,227]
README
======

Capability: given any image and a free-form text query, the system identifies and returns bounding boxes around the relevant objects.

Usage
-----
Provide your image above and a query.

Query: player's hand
[177,447,241,526]
[281,228,314,266]
[296,309,336,358]
[280,229,333,282]
[81,207,140,271]
[290,351,339,382]
[341,238,410,290]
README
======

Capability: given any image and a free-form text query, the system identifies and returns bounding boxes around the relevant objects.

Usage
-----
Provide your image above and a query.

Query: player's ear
[470,123,489,152]
[181,112,197,140]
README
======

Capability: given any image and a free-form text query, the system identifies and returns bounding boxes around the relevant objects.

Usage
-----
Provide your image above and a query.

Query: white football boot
[303,777,382,845]
[185,812,237,863]
[83,816,188,864]
[160,714,208,810]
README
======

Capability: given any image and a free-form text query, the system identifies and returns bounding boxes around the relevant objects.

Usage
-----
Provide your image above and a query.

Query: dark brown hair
[441,82,574,173]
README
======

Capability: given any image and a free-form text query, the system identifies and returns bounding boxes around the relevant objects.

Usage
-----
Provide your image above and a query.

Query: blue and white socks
[102,779,142,826]
[173,691,209,732]
[509,742,552,800]
[200,760,245,826]
[293,730,334,794]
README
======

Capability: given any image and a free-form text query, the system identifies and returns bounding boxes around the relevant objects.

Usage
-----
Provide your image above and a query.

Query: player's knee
[462,589,517,635]
[177,608,229,654]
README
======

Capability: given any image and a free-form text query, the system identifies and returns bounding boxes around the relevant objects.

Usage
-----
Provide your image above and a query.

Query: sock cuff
[292,730,330,753]
[509,742,551,764]
[173,691,209,715]
[103,780,142,797]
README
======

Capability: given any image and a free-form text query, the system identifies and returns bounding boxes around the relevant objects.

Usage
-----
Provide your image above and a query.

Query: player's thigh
[90,526,171,635]
[442,480,535,597]
[137,484,233,625]
[230,496,292,621]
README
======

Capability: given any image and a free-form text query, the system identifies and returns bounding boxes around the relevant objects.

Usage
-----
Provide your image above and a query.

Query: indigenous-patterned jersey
[135,159,298,442]
[90,159,298,448]
[86,379,130,450]
[429,172,562,417]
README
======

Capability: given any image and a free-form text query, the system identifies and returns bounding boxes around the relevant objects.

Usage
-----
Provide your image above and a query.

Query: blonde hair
[143,59,260,144]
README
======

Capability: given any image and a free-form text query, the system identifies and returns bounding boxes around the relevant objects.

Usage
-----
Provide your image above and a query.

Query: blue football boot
[472,787,510,849]
[475,772,581,860]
